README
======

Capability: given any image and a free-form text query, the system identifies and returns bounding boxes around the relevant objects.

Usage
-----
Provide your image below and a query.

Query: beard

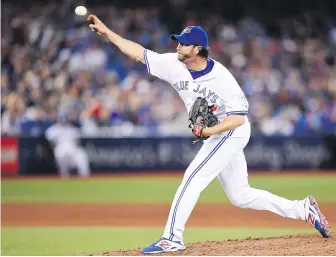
[177,53,191,62]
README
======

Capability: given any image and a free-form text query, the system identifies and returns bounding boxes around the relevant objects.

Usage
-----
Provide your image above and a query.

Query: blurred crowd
[1,1,336,137]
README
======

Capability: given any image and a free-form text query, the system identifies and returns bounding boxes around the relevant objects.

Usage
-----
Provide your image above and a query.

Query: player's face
[176,43,200,62]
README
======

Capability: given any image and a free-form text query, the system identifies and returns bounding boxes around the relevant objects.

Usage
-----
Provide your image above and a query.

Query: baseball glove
[188,97,219,143]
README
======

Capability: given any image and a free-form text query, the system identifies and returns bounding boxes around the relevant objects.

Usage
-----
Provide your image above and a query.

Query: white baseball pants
[162,122,306,242]
[54,143,90,178]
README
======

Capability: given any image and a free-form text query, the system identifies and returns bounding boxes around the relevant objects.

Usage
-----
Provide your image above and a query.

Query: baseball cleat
[141,238,185,254]
[304,196,331,238]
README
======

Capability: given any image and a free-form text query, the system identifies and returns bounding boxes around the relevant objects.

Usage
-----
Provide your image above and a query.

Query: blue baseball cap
[57,112,68,122]
[170,26,208,48]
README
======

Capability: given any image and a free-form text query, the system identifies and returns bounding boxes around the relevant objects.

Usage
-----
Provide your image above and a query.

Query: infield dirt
[82,234,336,256]
[3,203,335,255]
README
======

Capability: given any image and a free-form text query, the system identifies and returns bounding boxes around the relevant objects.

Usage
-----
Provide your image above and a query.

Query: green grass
[1,227,316,256]
[2,174,333,255]
[2,175,336,204]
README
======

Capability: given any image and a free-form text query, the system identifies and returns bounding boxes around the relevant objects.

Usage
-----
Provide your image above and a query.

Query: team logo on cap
[182,27,191,34]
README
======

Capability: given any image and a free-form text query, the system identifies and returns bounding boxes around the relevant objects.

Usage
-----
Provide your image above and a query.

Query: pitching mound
[81,234,335,256]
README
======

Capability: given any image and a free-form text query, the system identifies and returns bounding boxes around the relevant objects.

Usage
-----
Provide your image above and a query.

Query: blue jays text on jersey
[173,81,220,104]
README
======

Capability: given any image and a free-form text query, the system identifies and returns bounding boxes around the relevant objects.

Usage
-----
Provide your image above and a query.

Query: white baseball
[75,6,87,16]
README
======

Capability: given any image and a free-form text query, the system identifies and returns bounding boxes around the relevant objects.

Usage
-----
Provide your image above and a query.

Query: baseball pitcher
[88,15,330,253]
[45,114,90,178]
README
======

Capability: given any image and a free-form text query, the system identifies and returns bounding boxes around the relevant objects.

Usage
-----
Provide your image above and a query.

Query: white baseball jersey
[144,50,249,137]
[45,123,81,147]
[46,123,90,178]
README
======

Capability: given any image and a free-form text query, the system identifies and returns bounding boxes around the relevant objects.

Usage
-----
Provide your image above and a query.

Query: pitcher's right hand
[87,14,109,37]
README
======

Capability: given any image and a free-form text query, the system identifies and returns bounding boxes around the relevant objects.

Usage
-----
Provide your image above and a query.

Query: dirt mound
[80,234,335,256]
